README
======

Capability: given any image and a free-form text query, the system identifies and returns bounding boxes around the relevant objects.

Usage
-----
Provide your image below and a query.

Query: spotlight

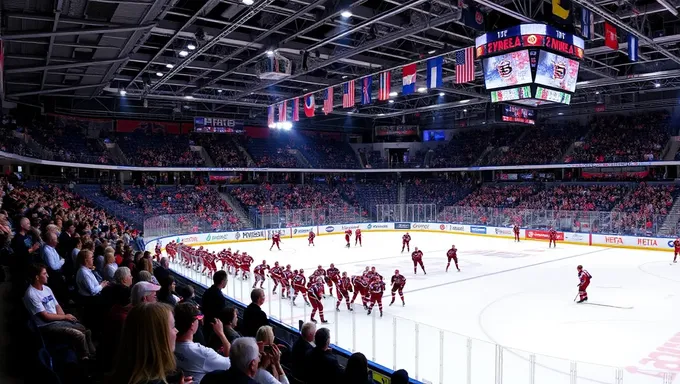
[389,91,398,97]
[417,87,427,93]
[187,44,196,50]
[185,95,194,100]
[460,99,470,104]
[428,50,436,54]
[156,72,163,77]
[439,92,445,96]
[342,75,348,79]
[558,112,564,115]
[217,89,223,93]
[655,83,661,88]
[388,100,395,104]
[166,64,174,69]
[378,113,385,116]
[242,0,254,4]
[463,109,467,112]
[179,50,189,57]
[595,91,600,95]
[340,10,352,18]
[119,90,127,96]
[266,50,274,56]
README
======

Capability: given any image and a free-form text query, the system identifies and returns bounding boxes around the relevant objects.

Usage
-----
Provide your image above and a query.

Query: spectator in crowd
[255,325,289,384]
[303,328,343,384]
[130,281,161,305]
[154,257,170,283]
[71,236,82,266]
[343,352,376,384]
[242,288,268,337]
[137,270,155,283]
[102,251,118,282]
[24,263,96,360]
[10,217,41,276]
[220,306,242,343]
[391,369,410,384]
[40,231,67,300]
[101,266,133,309]
[174,302,231,383]
[75,249,108,297]
[109,302,187,384]
[157,275,179,306]
[291,321,316,379]
[57,220,76,260]
[201,337,260,384]
[202,270,228,325]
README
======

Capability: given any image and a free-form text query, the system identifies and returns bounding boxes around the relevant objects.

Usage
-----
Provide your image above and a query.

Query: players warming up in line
[281,265,293,298]
[270,232,282,251]
[446,245,460,272]
[411,247,426,275]
[292,269,310,306]
[326,264,340,296]
[389,270,406,307]
[240,252,253,279]
[269,262,283,295]
[674,237,680,263]
[350,274,369,310]
[367,276,386,317]
[513,224,520,242]
[308,277,328,323]
[344,229,353,248]
[401,232,411,253]
[308,230,315,246]
[576,265,592,303]
[355,229,362,247]
[336,272,353,311]
[253,260,269,289]
[549,227,558,248]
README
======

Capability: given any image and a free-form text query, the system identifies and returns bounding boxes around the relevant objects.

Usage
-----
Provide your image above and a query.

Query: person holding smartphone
[255,325,289,384]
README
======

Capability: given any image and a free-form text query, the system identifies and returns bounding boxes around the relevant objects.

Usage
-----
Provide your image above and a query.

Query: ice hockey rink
[170,232,680,384]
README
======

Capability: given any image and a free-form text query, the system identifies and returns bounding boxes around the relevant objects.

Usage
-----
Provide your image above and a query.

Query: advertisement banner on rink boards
[394,223,411,230]
[563,232,589,244]
[489,227,514,237]
[590,234,674,250]
[525,229,564,240]
[470,226,487,234]
[363,223,393,231]
[291,227,315,237]
[234,229,267,241]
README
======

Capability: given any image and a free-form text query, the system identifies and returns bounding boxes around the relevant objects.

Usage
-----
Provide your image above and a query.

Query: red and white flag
[267,106,274,127]
[323,87,334,115]
[342,80,355,108]
[604,22,618,50]
[292,97,300,121]
[304,94,315,117]
[455,47,475,84]
[378,71,391,101]
[278,100,287,122]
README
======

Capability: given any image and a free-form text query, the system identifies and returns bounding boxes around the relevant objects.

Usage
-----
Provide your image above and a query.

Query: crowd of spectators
[429,127,522,168]
[484,124,584,166]
[404,178,474,207]
[117,133,205,167]
[567,113,671,163]
[194,135,250,167]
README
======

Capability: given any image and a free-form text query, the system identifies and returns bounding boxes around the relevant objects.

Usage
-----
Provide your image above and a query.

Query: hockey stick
[574,293,579,302]
[583,302,633,309]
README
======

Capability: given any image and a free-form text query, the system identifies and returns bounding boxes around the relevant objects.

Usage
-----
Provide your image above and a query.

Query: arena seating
[246,138,302,168]
[403,179,473,206]
[116,132,204,167]
[195,135,250,167]
[428,127,523,167]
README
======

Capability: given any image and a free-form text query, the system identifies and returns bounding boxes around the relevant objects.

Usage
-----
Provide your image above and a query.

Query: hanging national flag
[361,76,372,105]
[581,8,593,40]
[628,34,639,62]
[604,22,618,50]
[426,57,443,89]
[342,80,355,108]
[323,87,334,115]
[267,105,275,127]
[455,47,475,84]
[552,0,572,23]
[292,97,300,121]
[303,94,315,118]
[402,64,417,95]
[278,100,287,122]
[458,0,485,31]
[378,71,391,101]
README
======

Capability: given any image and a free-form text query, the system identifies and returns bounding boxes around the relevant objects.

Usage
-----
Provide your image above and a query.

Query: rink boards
[149,222,677,253]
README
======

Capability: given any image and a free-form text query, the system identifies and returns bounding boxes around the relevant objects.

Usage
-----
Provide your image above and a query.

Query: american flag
[378,71,391,101]
[278,100,287,122]
[323,87,334,115]
[342,80,355,108]
[267,105,274,127]
[455,47,475,84]
[292,97,300,121]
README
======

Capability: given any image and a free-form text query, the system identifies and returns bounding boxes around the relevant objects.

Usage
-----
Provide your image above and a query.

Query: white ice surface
[170,232,680,384]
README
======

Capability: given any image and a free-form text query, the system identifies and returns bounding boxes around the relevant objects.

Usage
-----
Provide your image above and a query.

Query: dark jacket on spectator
[154,265,170,283]
[304,347,344,384]
[201,285,227,324]
[201,367,258,384]
[291,336,314,379]
[241,302,268,337]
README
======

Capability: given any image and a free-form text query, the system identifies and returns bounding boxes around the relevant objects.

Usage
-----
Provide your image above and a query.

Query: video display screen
[482,50,533,90]
[535,86,572,104]
[497,104,536,125]
[534,51,580,92]
[490,86,532,102]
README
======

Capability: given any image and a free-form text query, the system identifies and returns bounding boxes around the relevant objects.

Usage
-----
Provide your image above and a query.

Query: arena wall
[147,222,677,253]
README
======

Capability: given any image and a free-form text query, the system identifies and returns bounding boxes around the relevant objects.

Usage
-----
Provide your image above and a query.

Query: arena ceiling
[2,0,680,127]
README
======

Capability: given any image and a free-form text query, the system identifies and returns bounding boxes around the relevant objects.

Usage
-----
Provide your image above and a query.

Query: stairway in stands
[220,192,254,228]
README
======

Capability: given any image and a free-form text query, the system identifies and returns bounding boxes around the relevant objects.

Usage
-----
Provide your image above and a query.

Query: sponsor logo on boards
[449,225,465,232]
[412,224,430,230]
[326,226,335,233]
[470,226,487,234]
[395,223,411,230]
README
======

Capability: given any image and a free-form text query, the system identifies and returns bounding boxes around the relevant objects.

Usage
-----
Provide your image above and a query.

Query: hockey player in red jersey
[308,230,315,246]
[281,265,293,299]
[355,229,362,247]
[326,263,340,296]
[240,252,253,279]
[576,265,592,303]
[549,227,558,248]
[336,272,353,311]
[154,241,162,262]
[350,274,369,309]
[253,260,269,289]
[292,269,310,306]
[446,245,460,272]
[367,276,386,317]
[270,232,282,251]
[269,261,283,295]
[389,269,406,307]
[344,229,353,248]
[673,238,680,263]
[411,247,426,275]
[401,232,411,252]
[308,277,328,323]
[513,224,520,242]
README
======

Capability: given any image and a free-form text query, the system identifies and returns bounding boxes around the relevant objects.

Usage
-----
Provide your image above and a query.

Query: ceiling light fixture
[417,87,427,93]
[595,91,600,95]
[217,89,223,93]
[428,50,436,54]
[463,109,467,112]
[342,75,348,79]
[185,95,194,100]
[655,83,662,88]
[165,63,174,69]
[378,113,385,116]
[388,100,395,104]
[179,50,189,57]
[119,90,127,96]
[439,92,445,96]
[340,10,352,18]
[389,91,398,97]
[558,112,564,115]
[187,44,196,50]
[242,0,254,4]
[460,99,471,103]
[266,50,275,56]
[156,72,163,77]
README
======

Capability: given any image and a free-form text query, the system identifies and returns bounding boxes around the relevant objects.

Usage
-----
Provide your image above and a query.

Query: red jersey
[233,253,242,267]
[513,225,520,234]
[578,269,592,285]
[309,282,325,300]
[270,265,283,279]
[337,276,352,292]
[352,275,368,288]
[365,270,377,281]
[674,239,680,250]
[447,247,457,260]
[391,274,406,288]
[308,231,315,239]
[282,269,294,283]
[272,233,281,242]
[254,264,268,277]
[345,229,353,237]
[312,268,326,278]
[326,267,340,280]
[411,250,423,261]
[549,229,557,240]
[368,280,385,295]
[355,229,362,237]
[241,255,253,268]
[292,274,307,288]
[403,234,411,243]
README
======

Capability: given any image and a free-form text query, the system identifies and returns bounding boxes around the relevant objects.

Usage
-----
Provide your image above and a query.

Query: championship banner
[375,125,419,137]
[193,117,244,133]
